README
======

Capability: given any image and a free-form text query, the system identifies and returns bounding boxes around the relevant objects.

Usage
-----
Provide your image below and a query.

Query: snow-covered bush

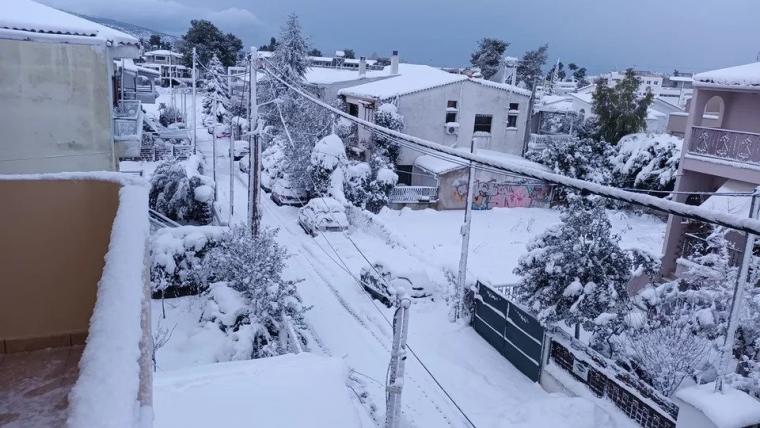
[159,104,183,127]
[527,134,612,183]
[373,103,404,164]
[310,133,347,201]
[202,226,307,359]
[366,165,398,213]
[514,196,637,342]
[343,156,398,214]
[610,133,682,192]
[344,161,371,207]
[150,226,226,298]
[149,159,214,224]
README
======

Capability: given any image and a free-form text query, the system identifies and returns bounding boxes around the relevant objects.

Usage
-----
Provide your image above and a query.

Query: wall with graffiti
[452,178,552,210]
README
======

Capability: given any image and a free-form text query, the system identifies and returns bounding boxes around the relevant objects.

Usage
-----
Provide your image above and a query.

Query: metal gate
[472,281,545,382]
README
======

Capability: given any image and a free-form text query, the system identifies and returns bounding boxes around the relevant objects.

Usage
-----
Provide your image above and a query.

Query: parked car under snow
[271,175,308,206]
[359,263,432,307]
[298,197,349,236]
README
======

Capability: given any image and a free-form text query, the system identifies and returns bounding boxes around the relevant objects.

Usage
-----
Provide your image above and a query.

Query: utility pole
[521,77,539,156]
[453,138,476,321]
[192,48,197,153]
[385,297,411,428]
[169,50,174,108]
[212,132,217,195]
[248,47,262,236]
[716,188,760,392]
[228,67,234,219]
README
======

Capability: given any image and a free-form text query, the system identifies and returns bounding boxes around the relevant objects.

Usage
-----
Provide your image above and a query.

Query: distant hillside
[73,13,181,45]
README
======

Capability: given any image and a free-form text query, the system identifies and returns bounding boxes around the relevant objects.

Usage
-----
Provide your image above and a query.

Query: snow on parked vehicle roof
[305,197,345,212]
[2,0,139,47]
[693,62,760,89]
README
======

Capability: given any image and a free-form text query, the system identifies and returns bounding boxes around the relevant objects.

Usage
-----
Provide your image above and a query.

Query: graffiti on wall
[453,179,552,210]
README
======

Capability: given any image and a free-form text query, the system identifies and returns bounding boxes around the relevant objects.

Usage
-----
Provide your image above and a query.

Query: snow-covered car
[271,175,308,206]
[298,197,349,236]
[359,264,432,307]
[208,123,231,138]
[233,140,249,160]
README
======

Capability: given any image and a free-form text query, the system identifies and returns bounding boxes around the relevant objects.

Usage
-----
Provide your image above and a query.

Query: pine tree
[470,38,509,80]
[180,19,242,67]
[592,68,654,144]
[310,133,347,199]
[516,44,549,88]
[271,14,310,86]
[372,103,404,164]
[202,54,230,125]
[514,196,633,339]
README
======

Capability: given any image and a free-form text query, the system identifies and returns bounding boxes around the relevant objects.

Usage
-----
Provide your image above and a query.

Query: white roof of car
[305,197,345,212]
[1,0,139,48]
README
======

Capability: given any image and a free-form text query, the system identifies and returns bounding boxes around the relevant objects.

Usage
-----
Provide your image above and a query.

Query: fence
[389,186,439,204]
[688,126,760,167]
[136,145,195,162]
[548,333,678,428]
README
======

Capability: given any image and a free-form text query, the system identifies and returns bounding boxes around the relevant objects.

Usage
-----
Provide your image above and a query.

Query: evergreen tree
[514,196,633,339]
[342,49,356,59]
[202,54,230,125]
[516,44,549,88]
[271,14,310,85]
[526,134,612,183]
[592,68,654,144]
[308,48,322,57]
[259,37,278,52]
[568,63,589,87]
[310,134,347,199]
[180,19,242,67]
[372,103,404,164]
[470,38,509,80]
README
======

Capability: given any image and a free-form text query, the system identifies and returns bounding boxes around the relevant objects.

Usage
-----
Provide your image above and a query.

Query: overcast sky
[41,0,760,74]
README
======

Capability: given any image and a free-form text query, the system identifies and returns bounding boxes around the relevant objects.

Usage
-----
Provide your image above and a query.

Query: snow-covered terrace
[2,0,139,53]
[0,172,152,427]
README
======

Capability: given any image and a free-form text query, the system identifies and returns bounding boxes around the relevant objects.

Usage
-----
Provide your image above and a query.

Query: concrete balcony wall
[0,179,119,352]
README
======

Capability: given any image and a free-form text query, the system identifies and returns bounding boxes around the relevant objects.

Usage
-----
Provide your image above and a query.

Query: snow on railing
[114,100,143,141]
[389,185,438,203]
[528,133,574,152]
[688,126,760,166]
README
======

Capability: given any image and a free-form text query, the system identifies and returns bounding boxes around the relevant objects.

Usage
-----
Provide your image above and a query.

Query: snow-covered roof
[668,75,693,83]
[338,63,469,100]
[570,92,593,105]
[153,354,373,427]
[1,0,139,48]
[144,50,183,58]
[115,58,161,76]
[693,62,760,89]
[675,382,760,428]
[305,67,389,84]
[471,78,532,97]
[700,179,756,218]
[537,95,574,113]
[414,153,465,175]
[475,149,551,172]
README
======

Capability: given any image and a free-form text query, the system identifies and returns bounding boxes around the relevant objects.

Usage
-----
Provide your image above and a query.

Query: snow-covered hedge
[149,158,215,225]
[610,133,682,192]
[150,226,227,297]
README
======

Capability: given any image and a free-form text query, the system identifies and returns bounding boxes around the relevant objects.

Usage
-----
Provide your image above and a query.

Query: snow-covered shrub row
[610,133,682,192]
[150,225,227,297]
[149,158,215,225]
[201,226,308,359]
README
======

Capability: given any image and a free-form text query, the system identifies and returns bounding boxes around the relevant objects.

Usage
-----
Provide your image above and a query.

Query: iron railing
[389,186,438,204]
[113,100,143,140]
[688,126,760,166]
[680,232,743,266]
[138,145,194,161]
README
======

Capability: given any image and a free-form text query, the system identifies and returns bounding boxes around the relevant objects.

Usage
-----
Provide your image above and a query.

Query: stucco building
[660,61,760,277]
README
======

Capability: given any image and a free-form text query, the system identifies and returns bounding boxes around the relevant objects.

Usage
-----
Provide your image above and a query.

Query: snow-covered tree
[527,134,612,183]
[149,160,214,224]
[516,44,548,88]
[372,103,404,164]
[271,14,309,86]
[202,226,307,359]
[202,54,230,125]
[344,161,371,207]
[592,69,654,144]
[343,156,397,214]
[610,133,682,192]
[470,38,509,80]
[514,196,633,340]
[310,133,348,202]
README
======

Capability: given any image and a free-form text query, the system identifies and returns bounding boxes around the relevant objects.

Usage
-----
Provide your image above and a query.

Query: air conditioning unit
[445,122,459,135]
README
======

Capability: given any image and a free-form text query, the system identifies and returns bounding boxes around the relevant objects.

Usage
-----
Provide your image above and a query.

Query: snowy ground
[146,88,658,427]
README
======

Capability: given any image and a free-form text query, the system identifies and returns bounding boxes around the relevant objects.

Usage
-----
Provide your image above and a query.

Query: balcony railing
[688,126,760,166]
[389,186,438,204]
[680,232,743,266]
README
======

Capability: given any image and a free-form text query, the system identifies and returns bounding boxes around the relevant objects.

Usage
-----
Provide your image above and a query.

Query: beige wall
[0,179,119,351]
[0,38,115,174]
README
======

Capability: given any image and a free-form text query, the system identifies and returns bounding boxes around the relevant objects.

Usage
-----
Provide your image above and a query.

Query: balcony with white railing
[687,126,760,167]
[113,100,143,142]
[389,185,438,204]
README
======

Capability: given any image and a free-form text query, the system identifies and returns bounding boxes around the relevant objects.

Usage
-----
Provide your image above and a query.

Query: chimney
[359,56,367,78]
[390,50,399,75]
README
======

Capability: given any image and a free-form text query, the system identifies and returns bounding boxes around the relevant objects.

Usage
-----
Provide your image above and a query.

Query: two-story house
[661,61,760,276]
[142,49,190,87]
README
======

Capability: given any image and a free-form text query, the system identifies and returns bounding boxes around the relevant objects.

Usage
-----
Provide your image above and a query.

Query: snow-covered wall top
[675,382,760,428]
[40,173,151,428]
[1,0,139,47]
[693,62,760,90]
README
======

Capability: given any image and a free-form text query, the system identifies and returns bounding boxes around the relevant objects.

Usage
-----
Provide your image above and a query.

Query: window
[445,112,457,123]
[347,103,359,117]
[447,100,458,109]
[446,100,458,124]
[473,114,492,133]
[507,114,518,128]
[509,103,519,112]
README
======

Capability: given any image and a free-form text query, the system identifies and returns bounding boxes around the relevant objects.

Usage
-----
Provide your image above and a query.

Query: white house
[337,53,532,185]
[141,49,191,86]
[0,0,142,174]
